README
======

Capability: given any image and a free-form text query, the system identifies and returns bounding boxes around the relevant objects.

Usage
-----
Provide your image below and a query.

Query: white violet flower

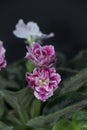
[13,19,54,42]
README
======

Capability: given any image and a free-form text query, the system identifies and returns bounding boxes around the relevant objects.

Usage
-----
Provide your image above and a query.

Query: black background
[0,0,87,63]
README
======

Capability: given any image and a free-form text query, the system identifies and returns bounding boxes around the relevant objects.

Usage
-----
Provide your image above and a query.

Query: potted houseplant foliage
[0,19,87,130]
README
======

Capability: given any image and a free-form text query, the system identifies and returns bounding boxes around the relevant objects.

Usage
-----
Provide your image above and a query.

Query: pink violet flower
[0,41,7,70]
[13,19,54,42]
[26,67,61,102]
[25,42,56,67]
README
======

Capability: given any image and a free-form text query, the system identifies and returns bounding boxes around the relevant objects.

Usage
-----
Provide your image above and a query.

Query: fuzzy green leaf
[60,68,87,95]
[57,67,78,79]
[0,76,19,90]
[68,50,87,70]
[56,52,66,67]
[0,96,5,118]
[52,119,75,130]
[43,92,86,115]
[72,110,87,129]
[33,127,51,130]
[73,111,87,121]
[1,87,34,124]
[0,121,13,130]
[26,100,87,128]
[6,59,27,89]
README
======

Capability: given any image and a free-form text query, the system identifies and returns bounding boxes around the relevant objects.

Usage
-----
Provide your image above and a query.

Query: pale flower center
[39,79,49,85]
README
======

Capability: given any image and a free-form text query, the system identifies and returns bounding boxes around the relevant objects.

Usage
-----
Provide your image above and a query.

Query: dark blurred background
[0,0,87,63]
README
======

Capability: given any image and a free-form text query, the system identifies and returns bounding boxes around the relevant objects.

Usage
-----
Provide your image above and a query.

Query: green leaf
[57,67,78,79]
[72,110,87,130]
[68,50,87,70]
[30,99,42,118]
[4,110,22,126]
[72,121,80,130]
[52,119,75,130]
[43,92,83,115]
[6,59,27,89]
[72,110,87,129]
[4,111,28,130]
[60,68,87,95]
[73,111,87,121]
[26,100,87,128]
[33,127,52,130]
[0,76,19,90]
[78,120,87,129]
[1,87,34,124]
[0,96,5,118]
[0,121,13,130]
[56,52,66,67]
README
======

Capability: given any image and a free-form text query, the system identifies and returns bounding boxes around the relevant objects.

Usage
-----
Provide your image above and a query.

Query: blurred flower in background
[0,41,7,70]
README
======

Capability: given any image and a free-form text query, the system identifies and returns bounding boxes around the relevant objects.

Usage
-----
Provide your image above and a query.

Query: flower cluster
[25,43,61,101]
[0,41,7,70]
[13,19,61,101]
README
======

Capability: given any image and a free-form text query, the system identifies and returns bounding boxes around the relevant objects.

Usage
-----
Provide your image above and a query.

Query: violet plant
[0,19,87,130]
[13,19,61,102]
